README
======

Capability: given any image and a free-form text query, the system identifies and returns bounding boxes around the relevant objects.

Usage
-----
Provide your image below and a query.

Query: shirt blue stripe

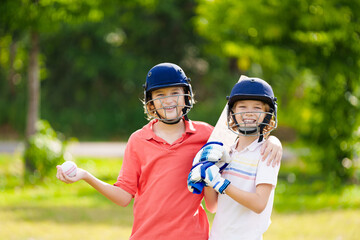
[225,167,256,177]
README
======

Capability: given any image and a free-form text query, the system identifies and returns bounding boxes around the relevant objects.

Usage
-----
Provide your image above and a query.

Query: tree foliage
[195,0,360,182]
[0,0,207,140]
[0,0,359,182]
[0,0,106,181]
[23,120,70,184]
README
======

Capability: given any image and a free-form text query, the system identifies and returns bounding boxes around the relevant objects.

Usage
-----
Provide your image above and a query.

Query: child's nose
[243,111,253,116]
[169,95,179,102]
[163,95,176,104]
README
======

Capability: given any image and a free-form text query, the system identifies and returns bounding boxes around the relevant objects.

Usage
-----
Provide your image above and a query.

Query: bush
[23,120,73,184]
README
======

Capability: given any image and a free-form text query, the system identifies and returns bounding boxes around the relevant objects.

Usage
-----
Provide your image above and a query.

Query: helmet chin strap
[231,109,273,142]
[239,127,258,135]
[155,107,189,125]
[258,109,274,142]
[161,117,183,125]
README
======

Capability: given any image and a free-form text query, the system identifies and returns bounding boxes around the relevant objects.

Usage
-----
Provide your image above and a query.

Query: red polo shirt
[114,119,213,240]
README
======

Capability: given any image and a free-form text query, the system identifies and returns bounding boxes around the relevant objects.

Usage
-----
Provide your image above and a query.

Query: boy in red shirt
[56,63,282,239]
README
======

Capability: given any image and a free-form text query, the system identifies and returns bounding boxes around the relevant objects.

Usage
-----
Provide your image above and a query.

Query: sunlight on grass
[1,220,131,240]
[0,154,132,239]
[264,209,360,240]
[1,153,360,239]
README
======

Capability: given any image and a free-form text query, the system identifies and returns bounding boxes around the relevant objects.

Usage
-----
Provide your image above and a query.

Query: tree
[25,29,40,173]
[39,0,206,139]
[195,0,360,183]
[0,0,105,180]
[1,0,206,179]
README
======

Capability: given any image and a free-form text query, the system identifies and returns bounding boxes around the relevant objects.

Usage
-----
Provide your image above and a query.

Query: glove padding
[192,141,231,172]
[187,161,214,194]
[188,141,231,194]
[188,161,230,194]
[202,165,231,194]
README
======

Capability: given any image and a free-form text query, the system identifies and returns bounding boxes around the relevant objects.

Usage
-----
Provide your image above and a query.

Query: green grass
[1,153,360,239]
[0,154,133,239]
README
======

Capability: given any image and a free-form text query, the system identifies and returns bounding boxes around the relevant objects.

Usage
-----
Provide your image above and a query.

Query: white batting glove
[203,165,231,194]
[187,161,216,194]
[192,141,231,172]
[187,166,203,194]
[188,161,214,183]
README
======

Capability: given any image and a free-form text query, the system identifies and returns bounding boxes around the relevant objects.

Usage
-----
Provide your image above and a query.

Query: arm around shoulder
[261,136,282,167]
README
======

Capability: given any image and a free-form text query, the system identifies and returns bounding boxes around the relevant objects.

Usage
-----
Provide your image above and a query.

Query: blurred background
[0,0,360,239]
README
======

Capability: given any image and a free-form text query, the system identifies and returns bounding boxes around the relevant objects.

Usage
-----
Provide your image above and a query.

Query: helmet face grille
[143,63,194,124]
[145,93,193,123]
[143,63,194,122]
[227,110,277,137]
[226,77,278,137]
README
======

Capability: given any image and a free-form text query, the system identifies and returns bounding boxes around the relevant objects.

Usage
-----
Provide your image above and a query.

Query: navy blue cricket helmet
[227,77,277,111]
[144,63,192,99]
[227,77,277,141]
[143,63,194,123]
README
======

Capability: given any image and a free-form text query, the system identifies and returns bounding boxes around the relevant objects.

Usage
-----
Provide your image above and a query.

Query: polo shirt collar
[230,137,263,153]
[142,118,196,140]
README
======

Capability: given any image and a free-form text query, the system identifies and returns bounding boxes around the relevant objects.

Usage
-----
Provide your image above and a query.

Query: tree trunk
[25,30,40,173]
[8,39,17,96]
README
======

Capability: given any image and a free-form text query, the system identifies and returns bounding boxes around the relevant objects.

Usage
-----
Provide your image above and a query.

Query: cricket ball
[61,161,77,177]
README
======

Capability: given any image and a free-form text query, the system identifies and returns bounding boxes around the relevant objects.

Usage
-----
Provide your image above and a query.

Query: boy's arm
[202,165,275,214]
[261,135,282,167]
[56,166,133,207]
[224,152,280,214]
[225,183,273,214]
[203,186,218,213]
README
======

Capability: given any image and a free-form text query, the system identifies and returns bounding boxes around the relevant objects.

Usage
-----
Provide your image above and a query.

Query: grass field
[1,153,360,239]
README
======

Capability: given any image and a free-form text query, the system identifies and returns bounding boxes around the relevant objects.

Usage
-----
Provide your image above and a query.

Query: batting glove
[203,165,231,194]
[192,141,231,172]
[187,161,214,194]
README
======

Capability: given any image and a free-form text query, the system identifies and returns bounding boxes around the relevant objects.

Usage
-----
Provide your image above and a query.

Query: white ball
[61,161,77,177]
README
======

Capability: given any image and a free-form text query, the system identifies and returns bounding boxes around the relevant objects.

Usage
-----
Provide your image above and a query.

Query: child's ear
[148,103,154,111]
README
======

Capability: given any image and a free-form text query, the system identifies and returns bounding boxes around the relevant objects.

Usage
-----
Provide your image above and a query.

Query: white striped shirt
[209,138,280,240]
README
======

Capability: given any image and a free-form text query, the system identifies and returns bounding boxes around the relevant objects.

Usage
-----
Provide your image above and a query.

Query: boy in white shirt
[188,77,280,240]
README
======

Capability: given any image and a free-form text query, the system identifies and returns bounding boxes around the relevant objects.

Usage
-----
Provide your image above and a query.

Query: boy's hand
[192,141,231,172]
[203,165,231,194]
[188,141,231,194]
[187,161,214,194]
[56,165,87,184]
[261,136,282,167]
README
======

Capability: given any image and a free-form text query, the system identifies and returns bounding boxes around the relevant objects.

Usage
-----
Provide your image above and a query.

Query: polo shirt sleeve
[255,155,280,187]
[113,134,141,196]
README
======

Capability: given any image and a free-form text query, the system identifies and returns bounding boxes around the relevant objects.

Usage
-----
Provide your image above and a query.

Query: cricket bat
[207,75,248,152]
[187,75,247,195]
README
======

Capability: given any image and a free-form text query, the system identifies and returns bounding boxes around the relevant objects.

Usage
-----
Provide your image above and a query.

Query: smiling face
[230,100,268,135]
[147,86,186,122]
[233,100,266,125]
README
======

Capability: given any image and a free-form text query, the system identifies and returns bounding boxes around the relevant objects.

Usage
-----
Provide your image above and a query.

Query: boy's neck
[236,135,259,152]
[153,119,186,144]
